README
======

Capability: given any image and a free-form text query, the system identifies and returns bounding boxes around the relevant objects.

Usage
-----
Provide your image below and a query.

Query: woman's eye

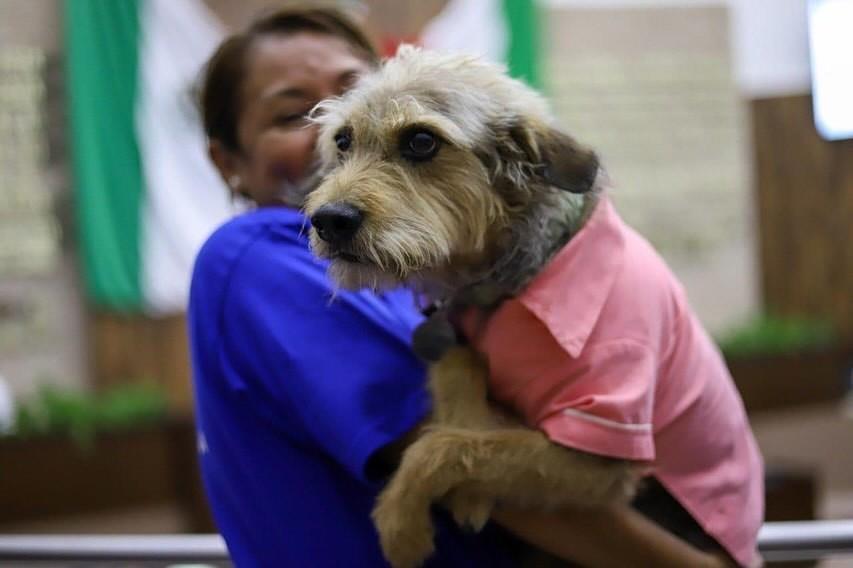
[273,113,307,127]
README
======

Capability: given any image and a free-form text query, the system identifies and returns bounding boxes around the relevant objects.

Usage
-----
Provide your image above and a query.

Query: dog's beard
[314,223,456,291]
[320,243,415,291]
[327,259,404,291]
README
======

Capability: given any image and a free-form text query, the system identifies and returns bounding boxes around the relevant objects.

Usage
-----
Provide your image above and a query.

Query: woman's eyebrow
[261,85,307,101]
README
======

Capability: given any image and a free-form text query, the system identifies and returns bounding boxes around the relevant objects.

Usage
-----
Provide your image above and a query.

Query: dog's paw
[372,490,435,568]
[445,488,493,532]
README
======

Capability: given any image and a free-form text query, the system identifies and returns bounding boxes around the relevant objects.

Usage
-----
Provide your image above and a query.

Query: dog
[304,46,761,568]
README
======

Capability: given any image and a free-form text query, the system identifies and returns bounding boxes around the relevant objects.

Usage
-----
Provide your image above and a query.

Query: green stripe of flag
[502,0,541,89]
[66,0,144,310]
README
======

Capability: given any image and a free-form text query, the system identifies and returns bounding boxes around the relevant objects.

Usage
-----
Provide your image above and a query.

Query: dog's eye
[400,130,439,162]
[334,130,352,152]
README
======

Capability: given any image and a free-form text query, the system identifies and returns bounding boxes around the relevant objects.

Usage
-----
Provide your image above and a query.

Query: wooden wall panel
[89,312,193,412]
[751,95,853,339]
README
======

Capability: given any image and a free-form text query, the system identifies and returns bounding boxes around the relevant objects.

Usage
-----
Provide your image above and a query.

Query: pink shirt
[461,196,763,567]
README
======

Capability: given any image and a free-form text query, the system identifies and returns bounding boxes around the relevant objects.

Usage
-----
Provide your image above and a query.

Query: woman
[188,7,519,567]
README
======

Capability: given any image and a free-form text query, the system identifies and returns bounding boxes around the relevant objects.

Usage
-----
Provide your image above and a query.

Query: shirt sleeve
[218,235,429,484]
[537,340,657,461]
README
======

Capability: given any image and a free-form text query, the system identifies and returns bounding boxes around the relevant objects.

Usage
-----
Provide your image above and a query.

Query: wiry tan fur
[305,46,640,568]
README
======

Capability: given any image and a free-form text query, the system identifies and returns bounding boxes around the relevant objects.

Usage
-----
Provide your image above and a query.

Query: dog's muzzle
[311,202,364,247]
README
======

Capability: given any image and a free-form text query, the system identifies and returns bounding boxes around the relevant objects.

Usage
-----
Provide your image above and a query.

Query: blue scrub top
[188,206,519,568]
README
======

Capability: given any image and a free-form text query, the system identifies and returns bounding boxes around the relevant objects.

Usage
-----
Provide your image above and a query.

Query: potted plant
[718,315,852,414]
[0,384,212,531]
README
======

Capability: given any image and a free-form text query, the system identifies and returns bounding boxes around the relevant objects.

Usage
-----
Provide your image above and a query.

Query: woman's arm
[493,505,733,568]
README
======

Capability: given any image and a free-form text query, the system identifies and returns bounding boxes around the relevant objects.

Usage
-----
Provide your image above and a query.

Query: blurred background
[0,0,851,564]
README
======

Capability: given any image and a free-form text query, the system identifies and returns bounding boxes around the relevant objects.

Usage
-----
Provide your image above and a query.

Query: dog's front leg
[372,473,435,568]
[373,421,508,568]
[434,426,640,511]
[427,346,494,428]
[372,431,449,568]
[376,425,640,554]
[371,347,505,567]
[374,424,638,567]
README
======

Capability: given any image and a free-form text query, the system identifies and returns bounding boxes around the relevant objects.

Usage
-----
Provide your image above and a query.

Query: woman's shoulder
[191,208,322,311]
[196,208,307,270]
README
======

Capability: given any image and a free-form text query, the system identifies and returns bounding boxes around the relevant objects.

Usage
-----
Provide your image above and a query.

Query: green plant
[717,315,836,358]
[7,383,168,447]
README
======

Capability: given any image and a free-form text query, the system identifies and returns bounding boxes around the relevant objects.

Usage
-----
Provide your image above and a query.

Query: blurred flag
[420,0,541,88]
[66,0,232,314]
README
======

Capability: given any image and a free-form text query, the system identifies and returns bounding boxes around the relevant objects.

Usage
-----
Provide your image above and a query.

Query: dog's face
[305,46,598,290]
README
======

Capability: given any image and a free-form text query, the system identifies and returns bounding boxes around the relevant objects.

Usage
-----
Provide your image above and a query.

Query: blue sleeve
[219,235,429,484]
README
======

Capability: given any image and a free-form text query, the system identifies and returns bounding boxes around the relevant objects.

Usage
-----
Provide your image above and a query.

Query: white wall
[543,0,813,98]
[729,0,811,97]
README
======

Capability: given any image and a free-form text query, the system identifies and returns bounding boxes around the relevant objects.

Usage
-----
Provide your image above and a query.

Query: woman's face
[213,32,371,206]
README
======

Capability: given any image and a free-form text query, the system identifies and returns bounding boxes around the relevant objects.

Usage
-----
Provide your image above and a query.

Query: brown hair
[199,5,379,152]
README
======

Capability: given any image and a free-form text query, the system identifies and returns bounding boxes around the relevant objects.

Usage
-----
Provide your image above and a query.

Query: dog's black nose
[311,202,364,245]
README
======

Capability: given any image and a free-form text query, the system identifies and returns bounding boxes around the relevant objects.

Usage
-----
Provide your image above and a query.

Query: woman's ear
[208,140,245,195]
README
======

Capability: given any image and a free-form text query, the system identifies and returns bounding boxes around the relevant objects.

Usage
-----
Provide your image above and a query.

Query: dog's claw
[446,489,492,532]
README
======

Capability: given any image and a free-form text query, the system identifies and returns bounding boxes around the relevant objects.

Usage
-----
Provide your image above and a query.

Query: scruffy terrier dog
[305,47,758,568]
[305,46,638,567]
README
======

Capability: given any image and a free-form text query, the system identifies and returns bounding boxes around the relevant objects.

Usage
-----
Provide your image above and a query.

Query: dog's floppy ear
[504,120,599,194]
[536,128,599,194]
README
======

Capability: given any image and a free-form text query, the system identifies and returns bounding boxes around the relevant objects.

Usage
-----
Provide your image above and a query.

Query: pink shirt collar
[518,195,626,358]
